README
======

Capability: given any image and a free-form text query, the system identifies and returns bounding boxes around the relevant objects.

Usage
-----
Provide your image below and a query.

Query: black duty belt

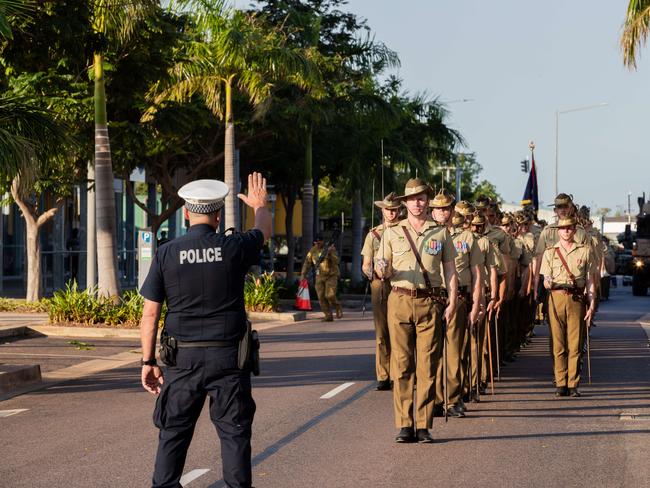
[177,340,238,348]
[392,286,442,298]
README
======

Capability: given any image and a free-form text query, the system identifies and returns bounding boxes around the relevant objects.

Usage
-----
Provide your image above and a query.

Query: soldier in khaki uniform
[361,192,401,391]
[500,212,520,362]
[431,195,483,417]
[533,194,590,374]
[470,212,501,397]
[540,216,597,397]
[514,211,536,346]
[375,178,458,444]
[477,197,510,377]
[301,235,341,321]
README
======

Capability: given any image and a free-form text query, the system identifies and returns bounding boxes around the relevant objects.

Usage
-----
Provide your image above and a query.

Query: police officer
[375,178,458,444]
[301,235,342,321]
[139,172,271,488]
[540,215,596,397]
[361,191,401,390]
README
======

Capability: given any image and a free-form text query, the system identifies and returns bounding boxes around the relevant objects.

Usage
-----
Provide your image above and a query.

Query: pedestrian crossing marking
[619,412,650,421]
[0,409,28,418]
[180,468,210,486]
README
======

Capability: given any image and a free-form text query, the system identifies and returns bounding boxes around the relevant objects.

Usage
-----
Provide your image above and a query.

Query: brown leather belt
[391,286,442,298]
[551,287,585,295]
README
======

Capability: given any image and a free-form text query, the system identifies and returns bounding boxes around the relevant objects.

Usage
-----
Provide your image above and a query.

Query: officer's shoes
[395,427,416,443]
[569,388,581,397]
[335,307,343,319]
[555,386,569,397]
[416,429,434,443]
[376,379,392,391]
[323,315,334,322]
[446,405,466,418]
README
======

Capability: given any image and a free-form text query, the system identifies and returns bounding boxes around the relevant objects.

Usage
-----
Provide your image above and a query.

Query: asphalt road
[1,286,649,488]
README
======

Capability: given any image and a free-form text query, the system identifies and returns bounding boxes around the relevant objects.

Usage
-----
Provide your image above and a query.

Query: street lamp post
[554,102,608,196]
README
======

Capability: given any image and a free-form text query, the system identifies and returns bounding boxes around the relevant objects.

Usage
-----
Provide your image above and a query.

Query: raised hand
[237,172,268,210]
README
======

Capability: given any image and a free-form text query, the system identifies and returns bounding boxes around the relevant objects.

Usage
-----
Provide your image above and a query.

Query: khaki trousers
[471,313,486,391]
[315,275,340,318]
[388,292,443,429]
[371,279,392,381]
[436,299,467,406]
[547,291,585,388]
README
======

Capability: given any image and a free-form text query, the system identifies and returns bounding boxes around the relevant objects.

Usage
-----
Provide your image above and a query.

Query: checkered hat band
[185,200,224,214]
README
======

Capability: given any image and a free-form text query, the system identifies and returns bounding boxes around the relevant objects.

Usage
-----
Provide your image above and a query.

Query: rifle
[442,316,449,423]
[308,229,341,284]
[361,278,371,317]
[586,317,592,384]
[486,310,495,396]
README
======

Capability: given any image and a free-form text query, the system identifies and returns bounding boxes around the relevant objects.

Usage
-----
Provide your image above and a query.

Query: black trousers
[152,346,256,488]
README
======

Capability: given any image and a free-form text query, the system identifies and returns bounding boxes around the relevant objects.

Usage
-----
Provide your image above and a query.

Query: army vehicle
[632,194,650,296]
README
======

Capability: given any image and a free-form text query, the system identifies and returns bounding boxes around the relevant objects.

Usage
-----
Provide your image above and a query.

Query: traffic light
[520,160,529,173]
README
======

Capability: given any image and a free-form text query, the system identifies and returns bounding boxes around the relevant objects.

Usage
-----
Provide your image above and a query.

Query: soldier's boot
[335,305,343,319]
[323,312,333,322]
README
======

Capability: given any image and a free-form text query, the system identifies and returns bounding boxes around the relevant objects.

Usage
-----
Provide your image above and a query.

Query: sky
[234,1,650,215]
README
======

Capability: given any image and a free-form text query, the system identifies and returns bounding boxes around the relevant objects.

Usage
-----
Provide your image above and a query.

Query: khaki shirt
[540,241,593,288]
[535,223,589,255]
[515,236,533,267]
[530,223,542,245]
[361,223,398,260]
[448,227,484,288]
[485,224,511,256]
[377,218,456,289]
[475,234,501,289]
[301,245,340,278]
[507,233,521,261]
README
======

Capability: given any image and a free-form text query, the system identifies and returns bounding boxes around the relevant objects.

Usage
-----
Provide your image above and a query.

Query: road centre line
[320,382,355,399]
[0,409,29,418]
[180,468,210,486]
[208,383,374,488]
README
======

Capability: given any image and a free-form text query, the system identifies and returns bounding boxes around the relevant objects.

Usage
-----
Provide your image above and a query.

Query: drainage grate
[619,412,650,421]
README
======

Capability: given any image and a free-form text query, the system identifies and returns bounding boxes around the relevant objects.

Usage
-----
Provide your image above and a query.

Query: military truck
[632,194,650,296]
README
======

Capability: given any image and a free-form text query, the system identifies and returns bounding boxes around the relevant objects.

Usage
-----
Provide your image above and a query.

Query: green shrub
[48,282,163,327]
[244,272,283,312]
[0,297,50,313]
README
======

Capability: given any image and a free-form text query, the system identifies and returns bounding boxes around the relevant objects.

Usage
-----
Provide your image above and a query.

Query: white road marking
[0,409,29,418]
[180,468,210,486]
[320,382,355,399]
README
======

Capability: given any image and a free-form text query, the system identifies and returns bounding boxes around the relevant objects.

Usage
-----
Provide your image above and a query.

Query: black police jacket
[140,224,264,342]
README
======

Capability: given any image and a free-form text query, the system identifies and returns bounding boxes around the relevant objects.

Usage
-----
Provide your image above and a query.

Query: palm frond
[621,0,650,69]
[0,96,73,182]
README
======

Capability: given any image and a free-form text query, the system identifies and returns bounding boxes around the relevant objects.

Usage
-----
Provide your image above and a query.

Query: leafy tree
[621,0,650,69]
[146,0,318,231]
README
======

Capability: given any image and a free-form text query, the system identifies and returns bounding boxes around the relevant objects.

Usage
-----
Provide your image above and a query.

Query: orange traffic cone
[295,279,312,311]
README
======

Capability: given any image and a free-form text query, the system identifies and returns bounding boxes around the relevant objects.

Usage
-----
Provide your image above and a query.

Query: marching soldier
[533,193,590,375]
[139,173,271,488]
[375,178,458,443]
[470,212,501,397]
[500,212,520,362]
[476,197,510,377]
[361,192,401,390]
[431,194,483,417]
[514,211,536,346]
[540,215,597,397]
[301,235,342,321]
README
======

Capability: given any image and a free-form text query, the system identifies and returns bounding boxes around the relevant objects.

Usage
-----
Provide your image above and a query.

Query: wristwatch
[141,358,158,366]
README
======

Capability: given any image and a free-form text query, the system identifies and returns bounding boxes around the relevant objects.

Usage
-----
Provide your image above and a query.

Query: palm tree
[90,0,157,299]
[146,0,318,230]
[0,96,73,301]
[621,0,650,69]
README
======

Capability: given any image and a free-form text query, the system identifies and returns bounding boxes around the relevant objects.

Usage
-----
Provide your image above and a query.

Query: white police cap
[178,179,230,214]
